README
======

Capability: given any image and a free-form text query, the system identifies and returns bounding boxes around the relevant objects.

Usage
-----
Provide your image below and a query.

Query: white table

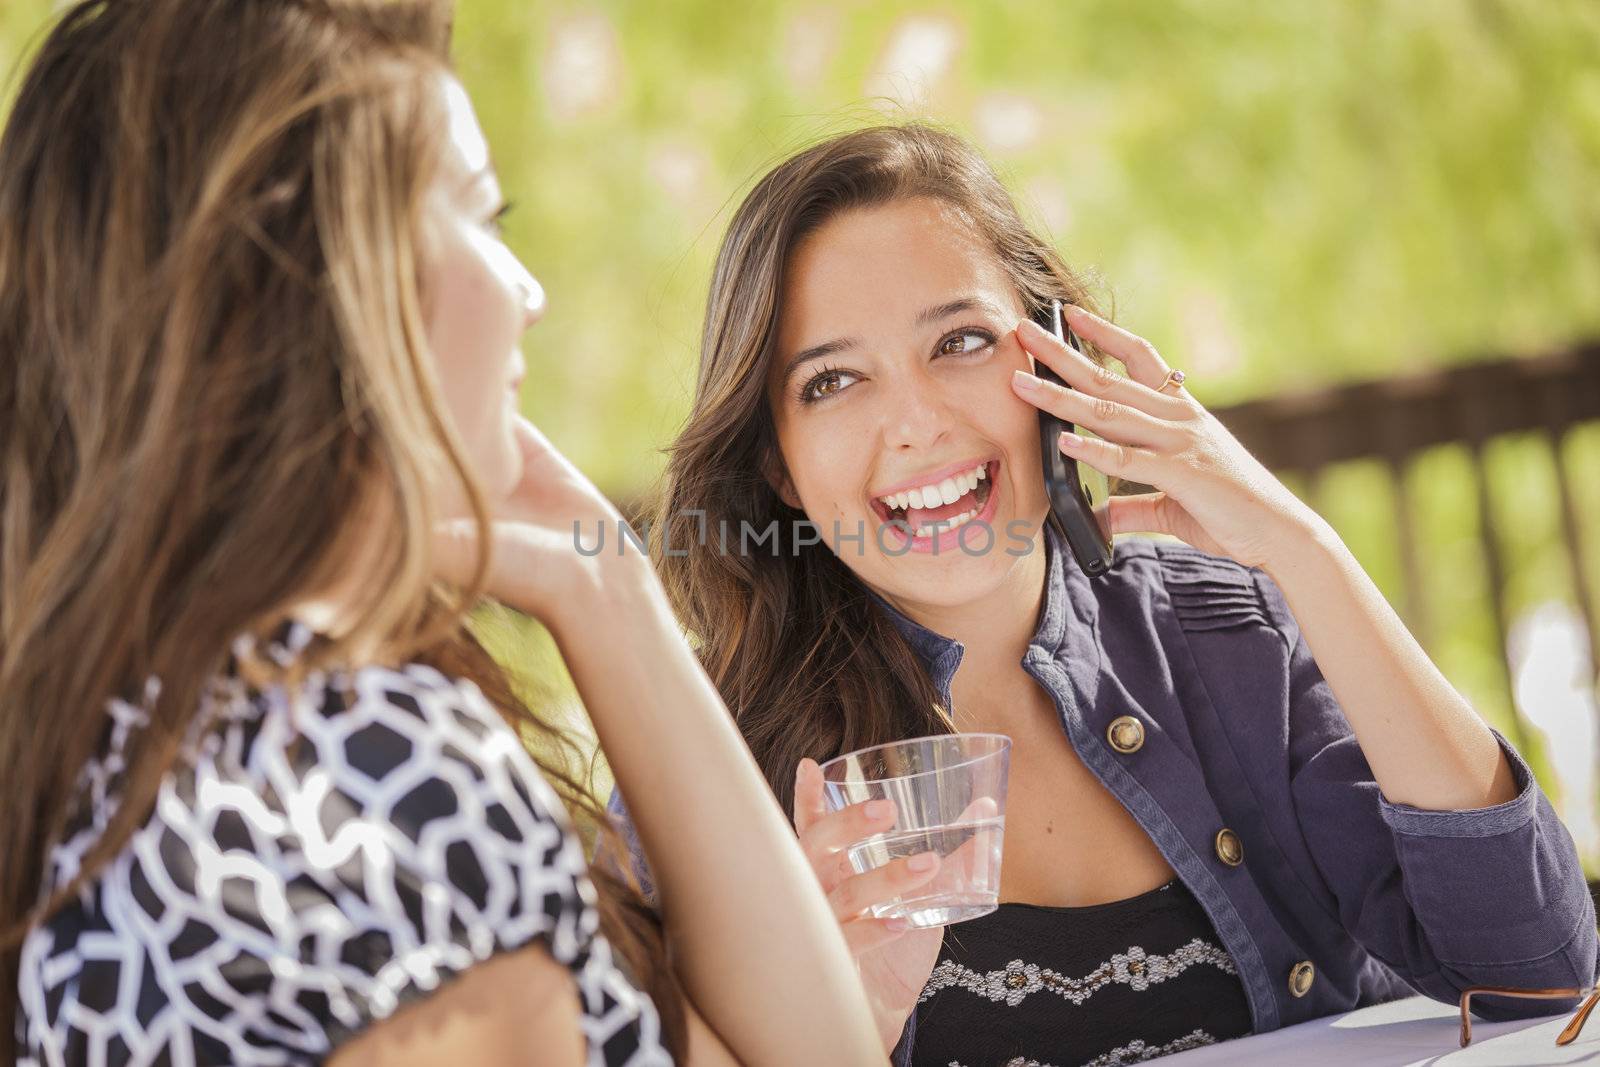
[1162,994,1600,1065]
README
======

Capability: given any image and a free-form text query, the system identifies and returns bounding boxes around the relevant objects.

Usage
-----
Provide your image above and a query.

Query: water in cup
[821,733,1011,928]
[845,814,1005,926]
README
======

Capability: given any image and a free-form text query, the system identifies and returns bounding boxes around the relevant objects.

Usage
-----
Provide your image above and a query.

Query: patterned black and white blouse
[15,623,672,1066]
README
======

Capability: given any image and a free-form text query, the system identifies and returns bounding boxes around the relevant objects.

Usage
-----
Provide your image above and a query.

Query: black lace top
[912,879,1252,1067]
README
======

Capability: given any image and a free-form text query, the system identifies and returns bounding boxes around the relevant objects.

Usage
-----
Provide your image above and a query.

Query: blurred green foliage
[444,0,1600,487]
[5,1,1600,845]
[6,0,1596,486]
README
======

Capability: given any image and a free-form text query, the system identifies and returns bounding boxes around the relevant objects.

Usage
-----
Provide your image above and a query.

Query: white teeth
[878,462,992,512]
[913,506,980,537]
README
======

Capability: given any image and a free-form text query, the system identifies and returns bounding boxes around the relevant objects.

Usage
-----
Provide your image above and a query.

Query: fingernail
[1013,369,1040,391]
[1059,431,1083,449]
[908,853,938,873]
[1018,317,1046,337]
[865,799,893,820]
[884,917,911,932]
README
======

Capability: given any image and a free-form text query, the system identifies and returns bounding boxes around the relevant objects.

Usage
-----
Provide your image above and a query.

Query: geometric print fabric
[16,622,671,1066]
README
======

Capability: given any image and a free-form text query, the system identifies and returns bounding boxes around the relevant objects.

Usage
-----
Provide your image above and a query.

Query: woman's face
[420,75,544,512]
[767,197,1051,612]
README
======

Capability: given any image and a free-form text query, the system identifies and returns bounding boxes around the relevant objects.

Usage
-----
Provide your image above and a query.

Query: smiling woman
[651,127,1108,817]
[610,124,1599,1067]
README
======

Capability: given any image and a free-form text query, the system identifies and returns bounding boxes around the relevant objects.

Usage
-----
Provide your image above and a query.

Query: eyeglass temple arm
[1459,987,1600,1048]
[1557,989,1600,1046]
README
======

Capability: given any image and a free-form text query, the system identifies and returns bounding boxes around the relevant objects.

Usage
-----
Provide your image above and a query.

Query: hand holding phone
[1033,300,1114,577]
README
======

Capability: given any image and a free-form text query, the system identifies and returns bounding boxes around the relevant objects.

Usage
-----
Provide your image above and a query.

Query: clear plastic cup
[819,733,1011,928]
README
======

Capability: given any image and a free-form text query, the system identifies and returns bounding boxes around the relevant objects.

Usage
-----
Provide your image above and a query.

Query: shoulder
[293,659,576,846]
[263,660,593,963]
[1098,537,1290,641]
[19,657,619,1064]
[270,662,667,1061]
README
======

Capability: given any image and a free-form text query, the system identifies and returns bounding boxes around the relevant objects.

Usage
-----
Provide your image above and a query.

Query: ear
[760,448,802,510]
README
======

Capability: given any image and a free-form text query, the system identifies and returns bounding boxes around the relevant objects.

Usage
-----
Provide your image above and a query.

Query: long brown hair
[0,0,682,1056]
[656,124,1105,815]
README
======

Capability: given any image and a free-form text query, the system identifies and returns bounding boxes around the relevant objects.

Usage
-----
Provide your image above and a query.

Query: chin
[852,542,1027,614]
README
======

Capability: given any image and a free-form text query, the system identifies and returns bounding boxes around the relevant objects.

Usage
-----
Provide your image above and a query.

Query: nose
[882,366,951,453]
[514,260,545,329]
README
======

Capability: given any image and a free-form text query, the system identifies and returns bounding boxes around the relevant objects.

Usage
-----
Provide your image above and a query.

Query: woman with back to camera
[609,124,1599,1065]
[0,2,886,1064]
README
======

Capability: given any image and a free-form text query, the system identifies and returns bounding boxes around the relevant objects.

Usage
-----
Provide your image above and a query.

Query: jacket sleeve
[890,1015,915,1066]
[601,785,659,907]
[1260,569,1599,1019]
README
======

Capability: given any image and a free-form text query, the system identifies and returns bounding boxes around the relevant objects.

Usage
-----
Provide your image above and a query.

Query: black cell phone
[1032,300,1114,578]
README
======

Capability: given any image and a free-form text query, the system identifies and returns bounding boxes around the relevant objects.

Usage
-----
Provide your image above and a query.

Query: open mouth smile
[869,459,1001,551]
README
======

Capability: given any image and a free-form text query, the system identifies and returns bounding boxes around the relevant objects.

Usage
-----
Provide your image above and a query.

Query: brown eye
[799,366,860,404]
[940,330,995,356]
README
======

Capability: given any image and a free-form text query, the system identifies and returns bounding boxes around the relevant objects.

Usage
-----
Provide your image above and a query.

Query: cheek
[422,238,523,504]
[775,400,867,504]
[988,339,1044,452]
[920,341,1040,457]
[427,261,510,393]
[797,447,859,516]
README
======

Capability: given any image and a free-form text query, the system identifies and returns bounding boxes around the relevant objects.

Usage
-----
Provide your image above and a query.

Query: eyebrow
[780,295,1010,383]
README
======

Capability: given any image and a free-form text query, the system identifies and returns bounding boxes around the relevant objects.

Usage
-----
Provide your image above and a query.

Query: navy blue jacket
[610,527,1597,1063]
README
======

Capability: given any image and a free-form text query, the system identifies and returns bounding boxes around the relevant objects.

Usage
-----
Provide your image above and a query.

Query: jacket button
[1288,960,1315,997]
[1107,716,1145,754]
[1214,828,1244,867]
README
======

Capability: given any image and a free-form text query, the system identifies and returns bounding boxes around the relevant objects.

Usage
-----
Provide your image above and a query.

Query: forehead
[777,197,1020,351]
[434,74,491,185]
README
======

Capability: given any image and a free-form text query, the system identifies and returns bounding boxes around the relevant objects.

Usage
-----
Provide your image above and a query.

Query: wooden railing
[1210,341,1600,760]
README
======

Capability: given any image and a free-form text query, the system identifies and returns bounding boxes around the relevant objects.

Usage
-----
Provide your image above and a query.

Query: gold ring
[1158,369,1187,393]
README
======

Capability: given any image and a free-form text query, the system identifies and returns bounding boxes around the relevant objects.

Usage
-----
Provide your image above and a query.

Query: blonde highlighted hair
[0,1,682,1055]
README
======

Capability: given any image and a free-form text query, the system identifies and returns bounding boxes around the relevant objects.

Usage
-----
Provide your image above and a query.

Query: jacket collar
[868,522,1105,707]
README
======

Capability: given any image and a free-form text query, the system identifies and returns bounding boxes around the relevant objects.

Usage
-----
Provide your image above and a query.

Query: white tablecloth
[1161,994,1600,1065]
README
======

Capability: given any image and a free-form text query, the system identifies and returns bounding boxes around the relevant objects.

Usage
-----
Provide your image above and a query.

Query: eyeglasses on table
[1457,985,1600,1048]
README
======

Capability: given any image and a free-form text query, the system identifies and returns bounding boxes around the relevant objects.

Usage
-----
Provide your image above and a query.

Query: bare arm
[433,418,882,1064]
[328,948,585,1067]
[329,946,744,1067]
[550,565,884,1064]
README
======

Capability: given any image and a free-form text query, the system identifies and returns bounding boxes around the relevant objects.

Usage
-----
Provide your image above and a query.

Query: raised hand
[431,415,653,629]
[792,758,946,1053]
[1011,307,1321,571]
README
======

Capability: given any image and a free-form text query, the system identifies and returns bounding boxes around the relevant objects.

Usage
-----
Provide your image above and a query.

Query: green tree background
[5,1,1600,853]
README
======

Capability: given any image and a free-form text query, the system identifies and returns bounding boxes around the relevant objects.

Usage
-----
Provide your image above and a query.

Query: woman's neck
[886,532,1051,721]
